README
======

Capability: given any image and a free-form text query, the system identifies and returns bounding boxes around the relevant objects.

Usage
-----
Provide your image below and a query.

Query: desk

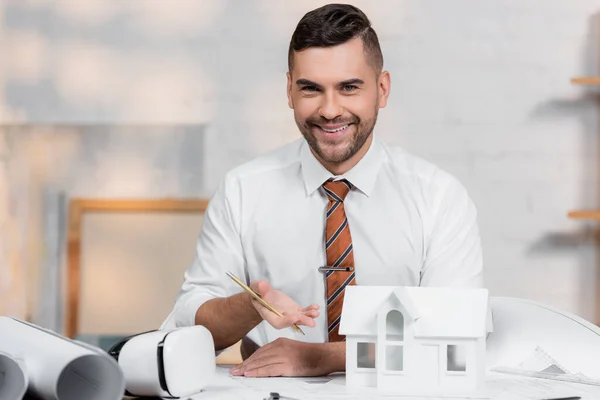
[121,366,600,400]
[121,297,600,399]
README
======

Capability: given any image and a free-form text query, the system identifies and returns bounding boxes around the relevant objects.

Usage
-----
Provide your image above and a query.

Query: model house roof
[338,286,491,339]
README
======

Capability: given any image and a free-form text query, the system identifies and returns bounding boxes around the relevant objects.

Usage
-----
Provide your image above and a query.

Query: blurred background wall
[1,0,600,342]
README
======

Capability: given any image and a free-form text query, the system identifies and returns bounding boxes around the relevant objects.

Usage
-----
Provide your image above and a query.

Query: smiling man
[165,4,483,377]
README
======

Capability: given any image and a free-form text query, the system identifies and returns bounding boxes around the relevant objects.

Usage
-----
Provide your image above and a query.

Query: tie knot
[323,179,352,202]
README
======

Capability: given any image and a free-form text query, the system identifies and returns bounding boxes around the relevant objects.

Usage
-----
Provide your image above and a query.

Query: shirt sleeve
[167,173,247,328]
[420,174,483,288]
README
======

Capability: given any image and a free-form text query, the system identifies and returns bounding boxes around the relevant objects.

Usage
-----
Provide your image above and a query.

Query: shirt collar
[300,134,384,198]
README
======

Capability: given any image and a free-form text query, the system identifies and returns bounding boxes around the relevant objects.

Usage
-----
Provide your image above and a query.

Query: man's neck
[316,134,373,176]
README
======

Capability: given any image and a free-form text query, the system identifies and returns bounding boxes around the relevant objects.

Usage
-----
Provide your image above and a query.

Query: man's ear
[377,70,391,109]
[286,71,294,109]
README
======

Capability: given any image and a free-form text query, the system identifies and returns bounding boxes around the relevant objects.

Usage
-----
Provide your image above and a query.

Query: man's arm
[196,292,261,351]
[199,280,320,351]
[166,174,252,350]
[420,173,483,287]
[167,176,319,352]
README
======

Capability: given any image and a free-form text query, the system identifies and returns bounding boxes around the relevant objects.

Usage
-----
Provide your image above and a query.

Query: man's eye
[301,86,319,92]
[342,85,358,92]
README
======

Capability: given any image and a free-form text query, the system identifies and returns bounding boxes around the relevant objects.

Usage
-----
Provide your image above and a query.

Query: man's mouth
[319,124,349,133]
[314,124,352,138]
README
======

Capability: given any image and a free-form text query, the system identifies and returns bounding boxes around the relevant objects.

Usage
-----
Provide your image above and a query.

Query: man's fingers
[301,309,319,318]
[230,343,278,375]
[264,314,296,329]
[228,339,299,378]
[300,304,319,312]
[244,362,286,378]
[288,313,316,328]
[251,298,317,329]
[262,312,314,329]
[239,355,281,374]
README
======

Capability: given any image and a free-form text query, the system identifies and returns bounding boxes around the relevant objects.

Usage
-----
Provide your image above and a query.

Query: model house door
[419,344,440,387]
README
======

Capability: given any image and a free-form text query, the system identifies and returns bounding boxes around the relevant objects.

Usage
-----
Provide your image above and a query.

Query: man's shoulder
[381,140,475,217]
[382,141,461,191]
[224,138,304,183]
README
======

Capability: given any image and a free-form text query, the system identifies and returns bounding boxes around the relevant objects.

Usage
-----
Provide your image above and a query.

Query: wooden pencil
[226,271,305,335]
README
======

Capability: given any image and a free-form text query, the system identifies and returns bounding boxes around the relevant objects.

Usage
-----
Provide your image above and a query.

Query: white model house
[339,286,492,398]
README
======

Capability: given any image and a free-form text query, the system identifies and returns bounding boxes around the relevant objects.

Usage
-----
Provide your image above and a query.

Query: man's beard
[296,111,378,164]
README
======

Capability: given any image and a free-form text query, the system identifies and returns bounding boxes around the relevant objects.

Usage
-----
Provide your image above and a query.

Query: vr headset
[108,325,216,398]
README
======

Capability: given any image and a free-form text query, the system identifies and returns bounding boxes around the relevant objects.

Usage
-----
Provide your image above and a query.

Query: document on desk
[185,367,600,400]
[188,367,445,400]
[193,367,360,399]
[487,345,600,400]
[487,372,600,400]
[491,346,600,386]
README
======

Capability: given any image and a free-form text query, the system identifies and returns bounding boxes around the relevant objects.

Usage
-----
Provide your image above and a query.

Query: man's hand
[250,281,319,330]
[229,338,344,377]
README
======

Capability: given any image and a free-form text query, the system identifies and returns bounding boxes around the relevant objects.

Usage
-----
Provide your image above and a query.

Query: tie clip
[318,266,354,272]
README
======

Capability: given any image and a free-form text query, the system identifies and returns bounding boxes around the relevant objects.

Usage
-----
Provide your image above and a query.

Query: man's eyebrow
[296,79,322,88]
[295,78,365,88]
[339,78,365,86]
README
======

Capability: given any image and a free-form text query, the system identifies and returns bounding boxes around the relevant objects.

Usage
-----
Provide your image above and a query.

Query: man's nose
[318,93,343,120]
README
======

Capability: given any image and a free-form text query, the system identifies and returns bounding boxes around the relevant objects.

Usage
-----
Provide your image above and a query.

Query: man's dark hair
[288,3,383,74]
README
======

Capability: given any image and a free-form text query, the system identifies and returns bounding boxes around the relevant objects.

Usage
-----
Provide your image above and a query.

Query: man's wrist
[241,292,263,324]
[307,342,345,375]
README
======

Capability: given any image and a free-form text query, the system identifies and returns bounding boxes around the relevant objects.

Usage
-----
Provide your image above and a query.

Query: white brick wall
[2,1,600,322]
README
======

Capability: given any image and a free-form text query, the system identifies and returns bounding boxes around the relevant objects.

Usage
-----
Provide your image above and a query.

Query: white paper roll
[0,351,27,400]
[0,317,125,400]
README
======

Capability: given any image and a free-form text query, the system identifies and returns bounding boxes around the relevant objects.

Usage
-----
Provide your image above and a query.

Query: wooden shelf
[571,77,600,85]
[568,210,600,220]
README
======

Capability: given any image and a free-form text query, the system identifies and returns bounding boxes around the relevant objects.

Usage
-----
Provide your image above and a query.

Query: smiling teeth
[321,125,348,133]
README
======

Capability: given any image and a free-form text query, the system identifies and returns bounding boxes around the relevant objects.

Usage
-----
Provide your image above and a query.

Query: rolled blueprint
[0,316,124,400]
[0,351,27,400]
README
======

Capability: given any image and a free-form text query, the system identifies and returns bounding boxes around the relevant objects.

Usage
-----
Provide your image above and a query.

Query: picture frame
[65,198,208,340]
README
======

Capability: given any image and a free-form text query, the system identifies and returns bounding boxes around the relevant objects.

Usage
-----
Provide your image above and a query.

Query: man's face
[287,37,390,167]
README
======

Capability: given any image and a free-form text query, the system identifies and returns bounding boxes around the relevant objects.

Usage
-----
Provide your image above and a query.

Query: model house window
[447,345,466,372]
[386,310,404,341]
[385,345,404,371]
[385,310,404,372]
[357,342,376,368]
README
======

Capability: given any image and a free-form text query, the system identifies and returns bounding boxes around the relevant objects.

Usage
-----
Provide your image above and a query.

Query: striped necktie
[322,179,356,342]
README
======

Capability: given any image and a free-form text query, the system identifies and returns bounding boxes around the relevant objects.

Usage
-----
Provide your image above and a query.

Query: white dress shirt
[163,134,483,349]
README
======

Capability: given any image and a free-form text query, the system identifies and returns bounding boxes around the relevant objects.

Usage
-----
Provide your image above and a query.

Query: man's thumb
[251,280,271,296]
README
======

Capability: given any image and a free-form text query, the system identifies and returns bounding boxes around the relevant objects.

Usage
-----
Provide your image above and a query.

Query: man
[164,3,482,378]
